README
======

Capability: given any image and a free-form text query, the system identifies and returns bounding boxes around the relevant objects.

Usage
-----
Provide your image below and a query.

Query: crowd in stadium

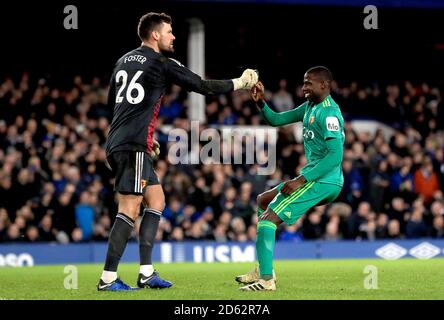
[0,72,443,243]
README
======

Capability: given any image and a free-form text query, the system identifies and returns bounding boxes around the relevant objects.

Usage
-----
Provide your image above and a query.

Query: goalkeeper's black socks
[103,212,135,272]
[139,208,162,265]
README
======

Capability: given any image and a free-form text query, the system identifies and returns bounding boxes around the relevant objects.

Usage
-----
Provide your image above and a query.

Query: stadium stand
[1,73,443,243]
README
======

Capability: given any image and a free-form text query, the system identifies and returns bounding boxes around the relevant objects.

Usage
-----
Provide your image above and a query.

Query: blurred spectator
[51,191,76,235]
[155,217,172,241]
[368,159,390,212]
[213,224,228,242]
[302,209,324,240]
[279,219,303,241]
[390,161,415,200]
[163,196,184,226]
[6,224,23,242]
[387,197,408,231]
[387,220,403,239]
[348,202,372,239]
[375,214,389,239]
[25,226,40,242]
[432,148,444,188]
[38,214,55,241]
[158,86,184,124]
[414,157,440,205]
[185,219,206,240]
[430,215,444,238]
[247,224,257,241]
[71,227,84,242]
[406,208,428,239]
[232,188,255,225]
[75,191,95,241]
[337,157,363,210]
[271,79,294,112]
[326,202,351,238]
[324,219,341,241]
[170,226,184,241]
[228,217,247,242]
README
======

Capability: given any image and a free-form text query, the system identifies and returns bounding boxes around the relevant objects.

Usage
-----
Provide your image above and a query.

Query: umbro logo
[375,243,407,260]
[375,242,443,260]
[409,242,440,260]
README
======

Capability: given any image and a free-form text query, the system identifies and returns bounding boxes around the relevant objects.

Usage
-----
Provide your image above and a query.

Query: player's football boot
[239,279,276,291]
[97,278,139,291]
[137,270,173,289]
[235,265,276,284]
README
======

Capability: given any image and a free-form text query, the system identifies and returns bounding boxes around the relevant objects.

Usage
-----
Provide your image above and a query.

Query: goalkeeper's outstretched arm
[165,58,258,95]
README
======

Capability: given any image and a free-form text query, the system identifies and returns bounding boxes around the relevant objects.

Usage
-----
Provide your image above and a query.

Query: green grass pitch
[1,259,443,300]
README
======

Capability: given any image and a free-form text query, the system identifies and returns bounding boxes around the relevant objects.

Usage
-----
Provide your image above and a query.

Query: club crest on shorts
[141,179,147,189]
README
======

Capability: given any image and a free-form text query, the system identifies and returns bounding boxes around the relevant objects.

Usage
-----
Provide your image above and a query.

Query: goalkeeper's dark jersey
[105,45,233,156]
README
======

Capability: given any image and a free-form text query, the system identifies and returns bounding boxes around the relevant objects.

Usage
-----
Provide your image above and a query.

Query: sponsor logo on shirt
[326,116,339,131]
[303,127,315,139]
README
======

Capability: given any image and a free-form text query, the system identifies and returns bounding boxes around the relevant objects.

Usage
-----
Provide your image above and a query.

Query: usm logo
[326,116,339,132]
[141,179,147,190]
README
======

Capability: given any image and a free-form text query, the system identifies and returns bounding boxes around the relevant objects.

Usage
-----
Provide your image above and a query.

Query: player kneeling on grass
[236,67,344,291]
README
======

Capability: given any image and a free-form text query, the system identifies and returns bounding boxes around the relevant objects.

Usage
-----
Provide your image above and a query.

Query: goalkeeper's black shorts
[106,151,159,195]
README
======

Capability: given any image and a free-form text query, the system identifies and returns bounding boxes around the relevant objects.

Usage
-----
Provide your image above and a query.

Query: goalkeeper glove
[150,140,160,159]
[232,69,259,90]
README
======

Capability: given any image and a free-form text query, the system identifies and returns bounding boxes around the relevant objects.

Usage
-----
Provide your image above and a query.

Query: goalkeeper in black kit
[98,12,258,291]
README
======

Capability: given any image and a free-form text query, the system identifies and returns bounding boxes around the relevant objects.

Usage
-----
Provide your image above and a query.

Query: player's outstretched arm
[165,58,258,95]
[199,68,258,93]
[252,82,306,127]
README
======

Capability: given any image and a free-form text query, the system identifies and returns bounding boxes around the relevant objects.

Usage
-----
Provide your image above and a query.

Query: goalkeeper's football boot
[137,270,173,289]
[97,278,139,291]
[239,279,276,291]
[235,265,277,284]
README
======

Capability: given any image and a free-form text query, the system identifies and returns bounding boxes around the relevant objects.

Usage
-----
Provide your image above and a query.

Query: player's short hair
[138,12,172,41]
[306,66,333,84]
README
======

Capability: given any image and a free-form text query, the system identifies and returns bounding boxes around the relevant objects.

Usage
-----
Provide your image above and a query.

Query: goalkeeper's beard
[160,43,174,53]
